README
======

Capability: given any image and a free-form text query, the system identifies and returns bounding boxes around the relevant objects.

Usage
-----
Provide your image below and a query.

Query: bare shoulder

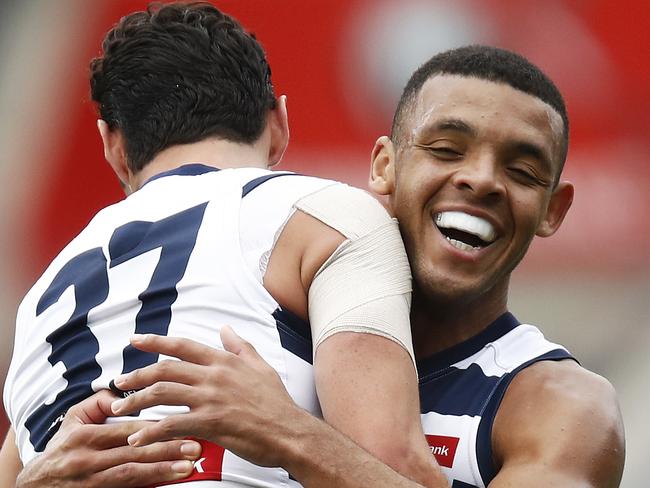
[264,209,345,319]
[500,359,622,422]
[265,184,390,319]
[492,359,625,487]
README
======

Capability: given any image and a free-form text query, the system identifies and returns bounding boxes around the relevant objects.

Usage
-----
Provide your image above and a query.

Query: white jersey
[4,164,344,487]
[417,313,574,487]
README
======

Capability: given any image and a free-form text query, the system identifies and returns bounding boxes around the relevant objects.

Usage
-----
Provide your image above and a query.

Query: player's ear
[536,180,574,237]
[267,95,289,166]
[369,136,396,197]
[97,119,131,192]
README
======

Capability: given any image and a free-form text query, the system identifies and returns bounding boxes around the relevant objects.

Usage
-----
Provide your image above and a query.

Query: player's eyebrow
[417,118,477,138]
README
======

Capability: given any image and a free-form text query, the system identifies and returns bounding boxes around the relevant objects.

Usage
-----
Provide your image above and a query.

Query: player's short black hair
[90,2,276,172]
[392,45,569,173]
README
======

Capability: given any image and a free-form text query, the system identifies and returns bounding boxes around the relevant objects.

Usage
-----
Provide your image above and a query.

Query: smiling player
[104,46,625,488]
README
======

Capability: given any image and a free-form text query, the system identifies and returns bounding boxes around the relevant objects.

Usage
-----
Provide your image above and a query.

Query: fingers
[111,382,195,416]
[220,325,246,355]
[126,414,197,447]
[113,358,203,392]
[65,420,160,450]
[93,459,196,488]
[91,438,201,472]
[31,426,201,487]
[64,389,119,426]
[220,326,262,364]
[130,334,225,365]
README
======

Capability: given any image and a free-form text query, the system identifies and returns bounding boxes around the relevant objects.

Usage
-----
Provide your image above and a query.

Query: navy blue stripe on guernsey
[241,172,300,197]
[475,348,577,484]
[142,163,220,187]
[273,307,313,364]
[419,363,502,417]
[139,164,299,197]
[417,313,520,379]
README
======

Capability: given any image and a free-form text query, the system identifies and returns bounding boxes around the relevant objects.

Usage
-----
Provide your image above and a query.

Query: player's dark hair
[392,45,569,174]
[90,2,276,172]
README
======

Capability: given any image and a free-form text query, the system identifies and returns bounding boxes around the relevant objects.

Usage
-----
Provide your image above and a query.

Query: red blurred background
[1,1,648,485]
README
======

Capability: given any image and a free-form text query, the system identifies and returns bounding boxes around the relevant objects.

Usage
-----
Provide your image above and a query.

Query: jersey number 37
[25,202,207,452]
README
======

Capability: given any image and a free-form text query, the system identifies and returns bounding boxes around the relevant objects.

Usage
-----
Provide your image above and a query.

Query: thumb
[220,325,258,360]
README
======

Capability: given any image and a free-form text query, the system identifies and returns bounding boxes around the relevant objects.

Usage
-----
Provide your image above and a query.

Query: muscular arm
[265,399,434,488]
[265,205,442,486]
[490,359,625,487]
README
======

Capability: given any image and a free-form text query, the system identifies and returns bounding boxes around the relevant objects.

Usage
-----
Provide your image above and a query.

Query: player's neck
[132,137,272,191]
[409,286,508,360]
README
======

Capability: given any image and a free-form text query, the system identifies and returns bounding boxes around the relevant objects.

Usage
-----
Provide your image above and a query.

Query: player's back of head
[90,1,276,173]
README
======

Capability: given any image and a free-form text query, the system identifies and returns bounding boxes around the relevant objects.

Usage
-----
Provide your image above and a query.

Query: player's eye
[428,146,463,160]
[508,167,549,187]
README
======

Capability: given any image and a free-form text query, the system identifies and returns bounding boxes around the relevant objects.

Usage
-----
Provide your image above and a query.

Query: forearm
[313,333,446,488]
[281,408,437,488]
[0,428,22,488]
[112,333,448,487]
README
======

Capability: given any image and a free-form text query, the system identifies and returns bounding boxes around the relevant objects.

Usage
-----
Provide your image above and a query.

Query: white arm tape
[295,184,415,365]
[295,182,392,239]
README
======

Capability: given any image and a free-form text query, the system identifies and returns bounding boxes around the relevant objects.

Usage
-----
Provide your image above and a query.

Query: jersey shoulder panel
[238,171,340,282]
[418,314,575,488]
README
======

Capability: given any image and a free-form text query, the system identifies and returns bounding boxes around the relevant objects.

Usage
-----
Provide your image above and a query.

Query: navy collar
[416,312,520,378]
[142,163,220,187]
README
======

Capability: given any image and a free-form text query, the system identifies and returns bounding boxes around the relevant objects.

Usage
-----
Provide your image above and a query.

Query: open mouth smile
[434,211,497,251]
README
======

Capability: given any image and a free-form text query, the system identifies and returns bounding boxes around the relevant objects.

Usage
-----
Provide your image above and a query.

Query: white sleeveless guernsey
[5,164,342,487]
[417,312,575,487]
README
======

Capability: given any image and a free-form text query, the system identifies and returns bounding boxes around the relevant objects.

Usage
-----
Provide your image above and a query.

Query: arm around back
[265,185,445,486]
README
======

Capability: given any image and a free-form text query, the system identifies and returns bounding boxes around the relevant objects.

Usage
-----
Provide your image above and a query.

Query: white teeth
[445,237,479,251]
[435,211,496,243]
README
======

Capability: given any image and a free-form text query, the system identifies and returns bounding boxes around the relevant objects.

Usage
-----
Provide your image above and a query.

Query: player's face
[375,75,572,306]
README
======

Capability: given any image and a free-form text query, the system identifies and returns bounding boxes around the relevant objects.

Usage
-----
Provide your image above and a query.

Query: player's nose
[451,152,505,199]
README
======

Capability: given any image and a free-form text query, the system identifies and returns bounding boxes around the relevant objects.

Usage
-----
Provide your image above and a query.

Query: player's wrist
[273,406,331,479]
